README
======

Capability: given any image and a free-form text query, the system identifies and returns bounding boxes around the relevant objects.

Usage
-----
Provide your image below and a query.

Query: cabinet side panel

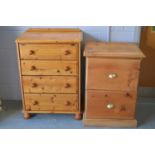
[16,43,26,110]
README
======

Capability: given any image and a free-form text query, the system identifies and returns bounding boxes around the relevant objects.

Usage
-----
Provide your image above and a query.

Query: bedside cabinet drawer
[22,76,78,93]
[86,90,136,119]
[87,58,140,91]
[21,60,78,75]
[24,94,78,111]
[19,43,78,60]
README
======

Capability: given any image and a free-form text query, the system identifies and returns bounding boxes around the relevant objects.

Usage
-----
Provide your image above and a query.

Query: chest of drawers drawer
[24,94,78,111]
[87,58,140,91]
[16,28,82,119]
[19,43,78,60]
[22,76,78,93]
[21,60,78,75]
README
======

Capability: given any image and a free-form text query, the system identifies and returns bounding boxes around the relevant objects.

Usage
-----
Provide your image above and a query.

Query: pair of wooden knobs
[30,66,71,71]
[32,100,71,106]
[29,50,71,55]
[31,83,71,88]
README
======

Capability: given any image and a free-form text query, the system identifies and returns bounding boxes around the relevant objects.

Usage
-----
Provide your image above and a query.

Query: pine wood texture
[24,94,78,111]
[21,60,78,75]
[16,28,83,43]
[19,43,78,60]
[84,42,144,128]
[22,76,78,93]
[86,58,140,91]
[16,28,82,119]
[86,90,136,119]
[83,117,137,128]
[84,42,145,58]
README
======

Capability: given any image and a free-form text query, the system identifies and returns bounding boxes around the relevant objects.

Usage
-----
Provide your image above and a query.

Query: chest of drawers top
[84,42,145,58]
[16,28,83,43]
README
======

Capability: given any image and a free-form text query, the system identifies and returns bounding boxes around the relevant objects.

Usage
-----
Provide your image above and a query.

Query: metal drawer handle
[106,103,114,109]
[108,73,118,79]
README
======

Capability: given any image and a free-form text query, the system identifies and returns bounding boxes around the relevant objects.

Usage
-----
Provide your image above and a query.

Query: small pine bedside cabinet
[16,28,83,120]
[83,42,145,127]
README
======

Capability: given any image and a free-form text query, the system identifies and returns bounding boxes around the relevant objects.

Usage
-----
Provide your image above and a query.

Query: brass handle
[65,101,71,106]
[108,73,118,79]
[31,65,37,71]
[65,66,71,71]
[32,83,38,88]
[64,83,71,88]
[106,103,114,109]
[33,101,39,105]
[64,50,71,55]
[29,50,35,55]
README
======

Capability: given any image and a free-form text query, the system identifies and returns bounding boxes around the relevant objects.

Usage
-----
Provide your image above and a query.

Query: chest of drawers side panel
[16,43,26,110]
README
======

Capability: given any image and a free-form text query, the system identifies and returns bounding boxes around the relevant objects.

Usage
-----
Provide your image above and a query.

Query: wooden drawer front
[87,58,140,91]
[24,94,78,111]
[22,76,78,93]
[19,43,78,60]
[86,90,136,119]
[21,60,78,75]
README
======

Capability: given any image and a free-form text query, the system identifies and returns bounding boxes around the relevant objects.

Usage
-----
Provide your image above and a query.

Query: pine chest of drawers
[16,28,83,119]
[83,42,145,127]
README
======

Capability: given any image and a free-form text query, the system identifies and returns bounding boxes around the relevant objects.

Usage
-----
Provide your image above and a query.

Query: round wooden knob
[29,50,35,55]
[32,83,38,88]
[33,101,39,105]
[31,65,37,71]
[65,101,71,106]
[65,66,71,71]
[64,50,71,55]
[64,83,71,88]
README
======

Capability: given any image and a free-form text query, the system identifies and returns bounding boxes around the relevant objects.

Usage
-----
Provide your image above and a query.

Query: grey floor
[0,97,155,129]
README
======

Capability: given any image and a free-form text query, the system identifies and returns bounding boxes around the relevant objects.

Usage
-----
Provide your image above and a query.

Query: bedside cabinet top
[16,28,83,43]
[84,42,145,59]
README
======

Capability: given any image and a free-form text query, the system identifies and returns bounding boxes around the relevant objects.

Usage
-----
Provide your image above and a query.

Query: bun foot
[23,112,31,119]
[75,113,82,120]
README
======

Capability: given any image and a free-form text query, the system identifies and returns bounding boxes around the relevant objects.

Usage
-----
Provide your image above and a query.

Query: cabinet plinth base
[83,118,137,128]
